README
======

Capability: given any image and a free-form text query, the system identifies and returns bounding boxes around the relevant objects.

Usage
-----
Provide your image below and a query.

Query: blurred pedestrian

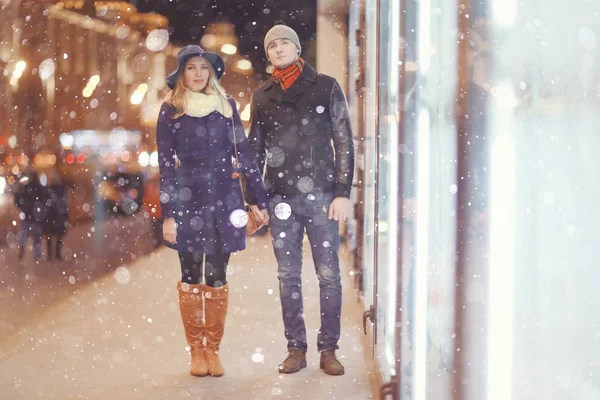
[248,22,355,375]
[14,171,47,262]
[157,45,269,377]
[43,169,69,261]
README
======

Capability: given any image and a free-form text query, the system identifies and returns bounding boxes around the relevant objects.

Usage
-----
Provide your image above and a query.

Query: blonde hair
[165,57,229,119]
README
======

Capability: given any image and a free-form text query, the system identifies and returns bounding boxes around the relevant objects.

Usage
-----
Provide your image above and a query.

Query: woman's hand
[249,204,270,226]
[163,217,178,244]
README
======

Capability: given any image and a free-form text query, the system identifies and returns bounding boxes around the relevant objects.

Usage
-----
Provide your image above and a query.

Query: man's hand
[328,197,351,221]
[249,204,269,226]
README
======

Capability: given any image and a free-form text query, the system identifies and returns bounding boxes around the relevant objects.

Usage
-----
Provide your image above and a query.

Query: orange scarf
[272,58,305,91]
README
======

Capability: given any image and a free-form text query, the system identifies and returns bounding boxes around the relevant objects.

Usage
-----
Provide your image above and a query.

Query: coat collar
[263,63,318,103]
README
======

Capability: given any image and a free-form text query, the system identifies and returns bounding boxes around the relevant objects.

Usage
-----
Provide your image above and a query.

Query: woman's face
[267,38,299,69]
[183,56,211,92]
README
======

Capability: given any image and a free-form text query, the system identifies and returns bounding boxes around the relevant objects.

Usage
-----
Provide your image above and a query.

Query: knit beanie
[264,22,302,56]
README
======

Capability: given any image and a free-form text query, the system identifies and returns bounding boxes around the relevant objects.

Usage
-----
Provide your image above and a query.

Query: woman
[156,45,269,377]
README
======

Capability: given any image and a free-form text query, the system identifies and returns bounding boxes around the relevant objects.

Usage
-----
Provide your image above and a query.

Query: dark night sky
[128,0,317,74]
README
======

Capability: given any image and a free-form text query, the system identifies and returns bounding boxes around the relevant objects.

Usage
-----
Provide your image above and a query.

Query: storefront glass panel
[375,0,401,382]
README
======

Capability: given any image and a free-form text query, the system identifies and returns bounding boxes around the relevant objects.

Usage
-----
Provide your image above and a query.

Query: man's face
[267,38,299,69]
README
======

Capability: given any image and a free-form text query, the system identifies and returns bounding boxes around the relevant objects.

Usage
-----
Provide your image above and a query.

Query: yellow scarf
[184,90,232,118]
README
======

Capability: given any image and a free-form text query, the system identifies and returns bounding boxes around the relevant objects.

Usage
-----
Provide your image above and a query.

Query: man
[248,22,355,375]
[42,169,69,261]
[14,171,47,262]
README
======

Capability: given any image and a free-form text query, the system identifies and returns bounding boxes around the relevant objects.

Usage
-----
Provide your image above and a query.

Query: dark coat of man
[247,63,355,200]
[43,184,69,236]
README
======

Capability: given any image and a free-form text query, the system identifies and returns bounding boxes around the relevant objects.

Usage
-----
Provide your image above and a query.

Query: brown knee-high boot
[204,283,229,377]
[177,282,208,377]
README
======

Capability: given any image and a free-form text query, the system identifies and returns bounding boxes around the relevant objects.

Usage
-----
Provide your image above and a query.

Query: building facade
[0,0,261,171]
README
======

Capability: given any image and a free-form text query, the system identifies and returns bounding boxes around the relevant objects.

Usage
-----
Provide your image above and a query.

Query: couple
[156,23,355,378]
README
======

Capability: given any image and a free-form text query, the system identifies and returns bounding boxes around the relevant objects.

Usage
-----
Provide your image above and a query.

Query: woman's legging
[178,250,230,288]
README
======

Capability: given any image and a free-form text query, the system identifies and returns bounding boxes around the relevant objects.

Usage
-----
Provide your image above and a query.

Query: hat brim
[166,51,226,90]
[203,52,225,80]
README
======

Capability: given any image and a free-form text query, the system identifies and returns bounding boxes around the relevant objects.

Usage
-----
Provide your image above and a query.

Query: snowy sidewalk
[0,213,157,337]
[0,233,374,399]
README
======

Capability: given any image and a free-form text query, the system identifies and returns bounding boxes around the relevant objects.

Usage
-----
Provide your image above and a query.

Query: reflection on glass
[488,1,600,399]
[376,0,401,382]
[362,0,378,322]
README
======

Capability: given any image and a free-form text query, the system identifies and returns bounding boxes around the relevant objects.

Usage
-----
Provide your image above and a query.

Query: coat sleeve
[329,80,355,198]
[230,98,269,209]
[156,102,180,219]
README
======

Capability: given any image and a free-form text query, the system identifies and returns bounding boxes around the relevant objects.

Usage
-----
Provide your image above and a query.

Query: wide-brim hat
[166,45,225,90]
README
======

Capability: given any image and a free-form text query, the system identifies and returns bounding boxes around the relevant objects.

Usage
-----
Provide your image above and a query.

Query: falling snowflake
[145,29,169,52]
[230,209,248,228]
[251,350,265,363]
[274,202,292,220]
[190,216,204,231]
[114,266,131,285]
[266,147,286,168]
[179,187,192,201]
[297,176,314,193]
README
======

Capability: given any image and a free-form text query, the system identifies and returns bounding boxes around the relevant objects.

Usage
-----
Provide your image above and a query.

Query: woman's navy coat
[156,97,268,254]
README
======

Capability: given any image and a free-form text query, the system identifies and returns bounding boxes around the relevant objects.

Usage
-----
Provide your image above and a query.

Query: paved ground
[0,229,375,399]
[0,212,158,337]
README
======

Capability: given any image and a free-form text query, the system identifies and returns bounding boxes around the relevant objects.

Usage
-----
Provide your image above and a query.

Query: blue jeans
[17,220,42,260]
[268,192,342,352]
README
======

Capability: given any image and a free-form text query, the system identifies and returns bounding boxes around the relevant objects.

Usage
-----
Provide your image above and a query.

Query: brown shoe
[204,283,229,377]
[177,282,208,377]
[320,350,345,375]
[278,348,307,374]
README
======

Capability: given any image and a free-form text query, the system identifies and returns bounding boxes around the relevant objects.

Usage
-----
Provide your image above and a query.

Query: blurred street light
[130,83,148,105]
[83,74,100,98]
[90,75,100,85]
[60,133,74,150]
[236,59,252,71]
[138,151,150,167]
[233,57,254,76]
[33,153,57,169]
[221,43,237,55]
[15,60,26,72]
[150,151,158,167]
[201,22,239,55]
[0,177,6,195]
[10,60,27,87]
[201,34,217,49]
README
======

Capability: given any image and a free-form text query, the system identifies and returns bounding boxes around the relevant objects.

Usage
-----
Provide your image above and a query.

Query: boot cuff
[204,283,229,300]
[177,281,204,294]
